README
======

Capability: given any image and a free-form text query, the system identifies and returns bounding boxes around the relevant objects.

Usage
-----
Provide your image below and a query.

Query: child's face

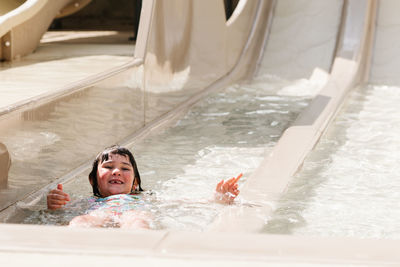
[96,153,135,197]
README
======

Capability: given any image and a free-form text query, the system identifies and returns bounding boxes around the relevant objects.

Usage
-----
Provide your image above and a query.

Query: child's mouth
[109,179,123,184]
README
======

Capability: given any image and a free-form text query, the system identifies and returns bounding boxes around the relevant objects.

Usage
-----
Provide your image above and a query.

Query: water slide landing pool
[0,0,399,265]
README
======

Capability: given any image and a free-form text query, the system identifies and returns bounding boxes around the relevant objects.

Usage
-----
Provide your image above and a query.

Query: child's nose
[112,168,121,176]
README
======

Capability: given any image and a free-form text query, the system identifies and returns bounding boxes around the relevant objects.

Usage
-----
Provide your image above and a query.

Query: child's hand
[47,184,71,210]
[214,173,242,204]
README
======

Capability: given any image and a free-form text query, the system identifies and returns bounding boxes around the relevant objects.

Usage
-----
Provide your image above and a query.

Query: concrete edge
[0,58,142,118]
[0,223,399,265]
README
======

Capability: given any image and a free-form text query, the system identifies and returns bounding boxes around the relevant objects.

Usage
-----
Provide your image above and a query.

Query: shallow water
[262,84,400,239]
[22,75,312,231]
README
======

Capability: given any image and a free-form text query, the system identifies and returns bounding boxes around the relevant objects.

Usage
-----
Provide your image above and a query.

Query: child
[47,145,242,229]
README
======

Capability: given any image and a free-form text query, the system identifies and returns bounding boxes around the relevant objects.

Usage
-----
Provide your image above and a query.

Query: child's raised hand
[214,173,242,204]
[47,183,71,210]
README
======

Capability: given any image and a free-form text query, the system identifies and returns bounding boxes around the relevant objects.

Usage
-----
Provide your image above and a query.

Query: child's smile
[109,179,124,184]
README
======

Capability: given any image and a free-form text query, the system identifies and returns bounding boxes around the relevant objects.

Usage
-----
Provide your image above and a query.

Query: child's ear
[89,177,94,186]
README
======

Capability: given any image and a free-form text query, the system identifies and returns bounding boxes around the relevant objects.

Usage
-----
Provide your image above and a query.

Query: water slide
[0,0,91,61]
[212,0,376,232]
[0,0,399,265]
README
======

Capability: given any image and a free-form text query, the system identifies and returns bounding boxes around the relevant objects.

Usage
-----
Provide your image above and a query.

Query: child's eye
[104,165,113,169]
[122,168,131,171]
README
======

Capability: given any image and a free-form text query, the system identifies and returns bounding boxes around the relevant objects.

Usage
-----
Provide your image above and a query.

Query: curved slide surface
[0,0,90,61]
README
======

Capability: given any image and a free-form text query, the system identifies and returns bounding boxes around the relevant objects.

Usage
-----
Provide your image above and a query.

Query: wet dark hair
[88,145,143,197]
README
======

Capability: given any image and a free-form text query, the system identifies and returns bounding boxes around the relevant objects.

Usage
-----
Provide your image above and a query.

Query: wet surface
[263,85,400,239]
[21,76,311,230]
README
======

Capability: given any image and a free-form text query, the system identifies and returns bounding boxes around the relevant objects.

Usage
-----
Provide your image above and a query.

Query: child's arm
[47,184,71,210]
[69,213,111,228]
[69,209,151,229]
[214,173,242,204]
[119,210,151,229]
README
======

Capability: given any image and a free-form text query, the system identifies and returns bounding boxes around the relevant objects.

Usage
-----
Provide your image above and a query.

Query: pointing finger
[234,173,243,183]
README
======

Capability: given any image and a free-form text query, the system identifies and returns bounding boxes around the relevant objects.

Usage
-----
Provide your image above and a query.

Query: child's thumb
[57,184,63,191]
